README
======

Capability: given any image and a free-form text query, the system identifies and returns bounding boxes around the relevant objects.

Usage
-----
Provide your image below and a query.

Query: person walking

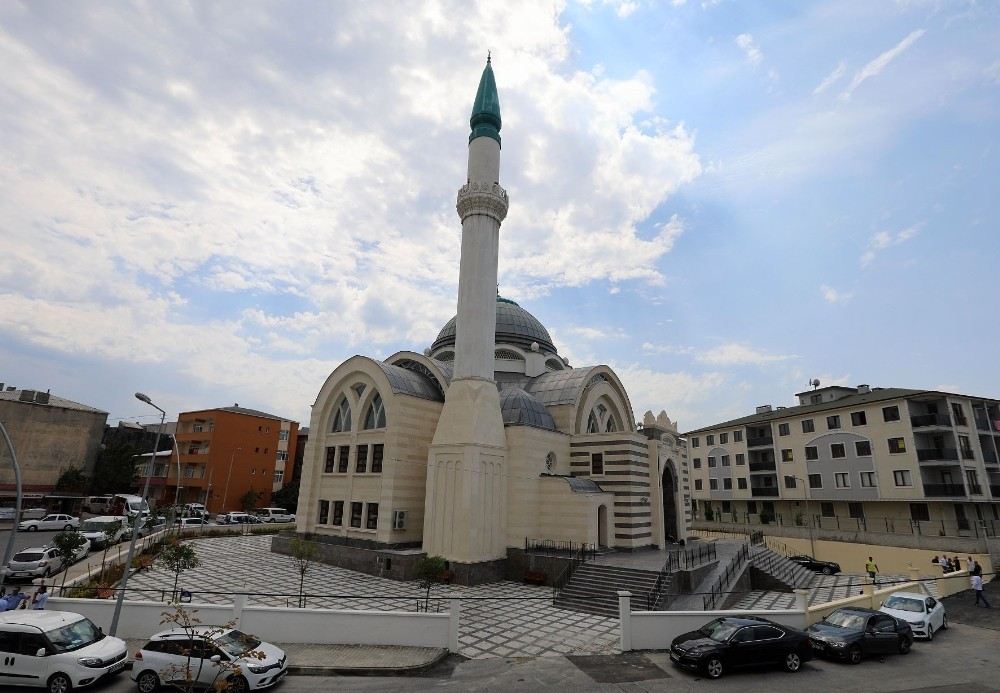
[972,573,991,608]
[865,556,879,583]
[31,584,48,610]
[967,556,976,573]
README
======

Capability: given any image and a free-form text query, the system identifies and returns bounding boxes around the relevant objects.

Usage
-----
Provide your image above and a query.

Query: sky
[1,0,998,433]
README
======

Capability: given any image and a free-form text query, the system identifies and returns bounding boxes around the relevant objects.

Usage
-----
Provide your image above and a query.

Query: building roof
[499,387,557,431]
[431,295,558,354]
[526,368,595,406]
[470,55,501,144]
[374,362,444,402]
[210,406,292,422]
[0,389,107,415]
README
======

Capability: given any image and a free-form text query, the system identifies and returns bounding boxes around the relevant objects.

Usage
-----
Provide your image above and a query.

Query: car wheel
[47,672,72,693]
[704,657,724,679]
[926,625,934,641]
[941,614,948,630]
[28,525,37,531]
[899,637,912,655]
[784,651,802,672]
[848,645,863,665]
[822,566,833,575]
[226,675,250,693]
[64,524,72,530]
[136,670,160,693]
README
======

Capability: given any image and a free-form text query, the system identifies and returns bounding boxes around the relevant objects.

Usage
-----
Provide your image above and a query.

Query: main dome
[431,296,558,354]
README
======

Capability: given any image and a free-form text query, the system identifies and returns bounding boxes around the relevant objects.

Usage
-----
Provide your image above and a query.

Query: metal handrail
[702,541,750,610]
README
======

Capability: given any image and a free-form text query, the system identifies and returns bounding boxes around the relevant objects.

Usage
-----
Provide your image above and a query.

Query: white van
[108,494,149,518]
[0,610,128,692]
[82,496,112,514]
[79,517,128,550]
[255,507,295,523]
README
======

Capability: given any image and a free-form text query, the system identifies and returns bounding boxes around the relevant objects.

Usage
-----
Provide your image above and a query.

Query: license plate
[13,572,30,577]
[108,661,125,673]
[670,653,679,662]
[811,641,824,651]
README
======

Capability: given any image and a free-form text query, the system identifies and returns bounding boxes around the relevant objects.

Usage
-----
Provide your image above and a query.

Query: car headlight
[78,656,103,667]
[829,641,847,648]
[247,663,270,674]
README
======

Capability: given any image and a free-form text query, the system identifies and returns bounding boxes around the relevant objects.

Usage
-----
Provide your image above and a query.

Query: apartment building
[135,405,299,512]
[685,385,1000,536]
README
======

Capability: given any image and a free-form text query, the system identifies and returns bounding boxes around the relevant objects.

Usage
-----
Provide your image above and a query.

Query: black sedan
[670,616,813,679]
[807,607,913,664]
[789,554,841,575]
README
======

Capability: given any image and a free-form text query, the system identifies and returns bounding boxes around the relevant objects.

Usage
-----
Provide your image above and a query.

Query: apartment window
[778,423,790,436]
[366,502,379,530]
[747,501,758,514]
[737,478,748,490]
[848,502,864,519]
[781,449,793,463]
[278,430,289,441]
[784,475,796,489]
[372,444,384,473]
[735,453,745,465]
[805,446,819,461]
[723,478,733,490]
[721,455,731,467]
[835,472,850,488]
[722,500,732,513]
[851,411,867,426]
[324,447,336,473]
[951,403,968,426]
[350,502,363,528]
[883,406,900,422]
[356,444,368,473]
[709,479,719,490]
[802,419,815,433]
[808,473,822,489]
[273,469,284,483]
[860,471,877,487]
[695,479,703,490]
[959,435,973,459]
[332,501,344,526]
[691,437,700,448]
[708,456,717,468]
[965,469,980,491]
[831,443,846,459]
[811,395,822,405]
[720,432,728,444]
[254,447,260,453]
[827,415,841,430]
[591,453,604,476]
[909,503,930,522]
[733,430,743,442]
[276,450,288,462]
[693,458,702,469]
[893,469,912,487]
[317,500,329,525]
[821,502,835,517]
[888,437,906,454]
[338,445,350,473]
[855,440,872,456]
[706,434,715,445]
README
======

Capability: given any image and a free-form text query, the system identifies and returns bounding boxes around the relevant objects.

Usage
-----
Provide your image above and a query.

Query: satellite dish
[810,378,821,390]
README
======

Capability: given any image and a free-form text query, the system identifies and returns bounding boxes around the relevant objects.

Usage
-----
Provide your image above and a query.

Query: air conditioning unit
[392,510,406,530]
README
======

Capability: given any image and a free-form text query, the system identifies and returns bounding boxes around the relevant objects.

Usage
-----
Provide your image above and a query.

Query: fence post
[448,598,460,652]
[618,591,632,652]
[232,593,247,629]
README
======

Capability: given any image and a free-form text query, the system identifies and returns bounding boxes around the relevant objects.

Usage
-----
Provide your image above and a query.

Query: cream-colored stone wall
[505,426,571,546]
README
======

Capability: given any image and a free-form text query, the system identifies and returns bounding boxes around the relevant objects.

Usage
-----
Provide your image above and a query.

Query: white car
[18,514,80,532]
[49,534,92,565]
[879,591,948,640]
[0,610,128,692]
[4,546,65,579]
[79,516,128,550]
[132,626,288,693]
[254,508,295,523]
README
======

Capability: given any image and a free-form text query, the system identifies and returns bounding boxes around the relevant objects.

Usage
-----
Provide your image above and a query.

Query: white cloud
[735,33,763,67]
[820,284,853,304]
[813,61,847,95]
[860,224,920,267]
[842,29,926,98]
[567,326,628,341]
[612,364,729,430]
[695,343,794,366]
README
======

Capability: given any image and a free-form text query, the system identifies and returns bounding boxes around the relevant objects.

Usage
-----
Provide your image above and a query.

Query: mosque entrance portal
[662,462,678,542]
[597,505,609,548]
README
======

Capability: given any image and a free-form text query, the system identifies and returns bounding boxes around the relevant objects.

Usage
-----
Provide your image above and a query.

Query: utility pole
[0,421,23,594]
[221,446,241,512]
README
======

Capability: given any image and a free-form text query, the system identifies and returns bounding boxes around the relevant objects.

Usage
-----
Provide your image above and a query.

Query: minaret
[422,58,509,576]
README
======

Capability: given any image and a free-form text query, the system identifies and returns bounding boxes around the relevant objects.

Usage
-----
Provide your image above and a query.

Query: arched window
[331,397,352,433]
[364,393,386,430]
[587,400,620,434]
[606,418,617,433]
[587,411,600,433]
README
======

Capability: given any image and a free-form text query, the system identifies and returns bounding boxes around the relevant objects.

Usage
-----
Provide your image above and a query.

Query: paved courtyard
[731,571,942,610]
[123,535,619,659]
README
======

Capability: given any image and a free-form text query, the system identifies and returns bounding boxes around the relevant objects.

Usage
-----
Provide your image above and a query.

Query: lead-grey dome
[499,387,557,431]
[431,296,557,354]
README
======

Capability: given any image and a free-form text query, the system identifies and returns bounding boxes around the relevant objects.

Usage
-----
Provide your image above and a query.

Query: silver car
[4,546,65,579]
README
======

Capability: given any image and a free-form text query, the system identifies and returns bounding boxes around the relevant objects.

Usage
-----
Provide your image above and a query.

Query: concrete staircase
[750,546,815,589]
[553,563,665,617]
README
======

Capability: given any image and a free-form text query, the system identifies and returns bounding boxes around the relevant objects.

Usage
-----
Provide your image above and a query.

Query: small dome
[431,296,557,354]
[499,387,557,431]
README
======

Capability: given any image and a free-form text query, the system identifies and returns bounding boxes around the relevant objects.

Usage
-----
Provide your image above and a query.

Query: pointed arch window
[364,393,387,430]
[331,397,352,433]
[605,418,617,433]
[587,411,600,434]
[587,399,621,434]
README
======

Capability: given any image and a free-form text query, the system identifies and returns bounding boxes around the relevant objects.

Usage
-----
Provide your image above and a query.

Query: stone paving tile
[729,571,942,610]
[124,535,619,660]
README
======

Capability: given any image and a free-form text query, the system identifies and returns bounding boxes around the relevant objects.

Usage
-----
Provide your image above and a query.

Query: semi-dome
[431,296,558,354]
[499,387,557,431]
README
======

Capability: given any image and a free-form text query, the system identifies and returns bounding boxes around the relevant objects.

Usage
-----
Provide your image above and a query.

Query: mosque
[289,59,691,584]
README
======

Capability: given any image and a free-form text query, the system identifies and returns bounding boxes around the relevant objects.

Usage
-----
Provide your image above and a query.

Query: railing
[917,448,959,462]
[911,413,952,428]
[747,435,773,448]
[551,543,595,602]
[702,541,751,610]
[922,483,967,497]
[525,538,596,558]
[644,542,718,610]
[749,460,776,472]
[750,546,812,588]
[694,514,1000,540]
[751,487,780,497]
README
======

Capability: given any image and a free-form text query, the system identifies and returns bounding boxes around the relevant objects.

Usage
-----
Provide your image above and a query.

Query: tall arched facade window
[364,393,386,430]
[331,397,352,433]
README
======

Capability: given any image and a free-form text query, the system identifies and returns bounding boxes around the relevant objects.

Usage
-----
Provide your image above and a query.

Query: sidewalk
[122,639,448,675]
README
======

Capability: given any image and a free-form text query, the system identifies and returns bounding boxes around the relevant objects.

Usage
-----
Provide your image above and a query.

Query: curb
[286,649,451,677]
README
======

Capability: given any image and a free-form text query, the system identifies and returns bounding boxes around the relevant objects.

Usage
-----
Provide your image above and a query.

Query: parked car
[0,609,128,692]
[175,517,208,529]
[216,512,261,525]
[182,503,210,519]
[131,625,288,693]
[18,514,81,532]
[669,616,812,679]
[135,516,168,537]
[879,591,948,641]
[83,495,113,514]
[807,607,913,664]
[0,507,47,522]
[788,554,841,575]
[3,546,65,580]
[49,533,92,564]
[79,516,129,550]
[108,494,149,518]
[254,508,295,523]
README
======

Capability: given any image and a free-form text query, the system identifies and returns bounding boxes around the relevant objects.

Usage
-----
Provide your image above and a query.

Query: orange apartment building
[135,405,299,513]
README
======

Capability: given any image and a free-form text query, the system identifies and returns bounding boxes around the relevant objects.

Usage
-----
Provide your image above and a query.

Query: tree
[160,539,199,602]
[415,555,447,612]
[51,531,87,592]
[239,490,261,513]
[90,437,142,493]
[288,538,318,608]
[100,519,126,578]
[269,480,299,513]
[54,466,90,493]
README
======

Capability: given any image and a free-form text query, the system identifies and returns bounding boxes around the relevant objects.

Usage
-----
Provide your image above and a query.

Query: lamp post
[171,434,182,505]
[792,475,817,558]
[0,421,23,593]
[220,446,241,513]
[110,392,165,636]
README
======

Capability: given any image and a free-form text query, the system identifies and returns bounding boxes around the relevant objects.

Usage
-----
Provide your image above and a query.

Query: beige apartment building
[685,385,1000,537]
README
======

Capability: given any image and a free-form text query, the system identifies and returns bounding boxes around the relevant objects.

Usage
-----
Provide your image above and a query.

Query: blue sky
[0,1,998,432]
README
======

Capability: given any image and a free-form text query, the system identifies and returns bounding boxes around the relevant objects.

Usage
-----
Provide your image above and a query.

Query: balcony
[975,417,1000,432]
[922,484,967,497]
[961,449,975,461]
[751,487,780,497]
[984,450,999,465]
[991,484,1000,496]
[911,413,952,428]
[968,484,984,495]
[917,448,959,462]
[749,461,777,473]
[747,435,773,448]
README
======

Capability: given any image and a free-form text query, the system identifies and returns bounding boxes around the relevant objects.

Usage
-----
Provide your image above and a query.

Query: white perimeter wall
[628,609,808,651]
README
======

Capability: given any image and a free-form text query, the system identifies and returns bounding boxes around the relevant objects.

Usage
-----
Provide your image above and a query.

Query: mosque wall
[505,426,571,546]
[536,476,612,546]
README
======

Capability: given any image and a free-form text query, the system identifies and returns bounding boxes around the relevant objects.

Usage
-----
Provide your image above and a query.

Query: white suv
[0,610,128,692]
[254,508,295,523]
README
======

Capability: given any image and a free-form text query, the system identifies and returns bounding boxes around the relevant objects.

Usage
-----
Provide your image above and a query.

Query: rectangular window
[827,415,841,430]
[372,444,384,473]
[860,471,877,487]
[350,502,363,528]
[273,469,284,483]
[747,501,758,514]
[784,475,796,489]
[808,473,822,489]
[733,430,743,442]
[848,502,864,519]
[721,455,730,466]
[709,478,719,490]
[735,453,745,465]
[317,500,329,525]
[332,501,344,526]
[778,423,790,436]
[737,478,748,489]
[723,478,733,490]
[893,469,912,487]
[821,502,835,517]
[888,437,906,454]
[909,502,930,522]
[708,456,717,468]
[811,394,822,404]
[781,449,793,462]
[706,434,715,445]
[721,500,732,513]
[356,444,368,473]
[883,406,900,422]
[693,458,702,469]
[851,411,867,426]
[276,450,288,462]
[278,429,289,441]
[805,446,819,460]
[695,479,703,490]
[835,472,850,488]
[959,435,973,459]
[324,447,336,473]
[802,419,815,433]
[720,432,728,444]
[951,402,967,426]
[691,437,700,448]
[831,443,846,459]
[366,502,379,530]
[855,440,872,456]
[591,453,604,476]
[338,445,350,473]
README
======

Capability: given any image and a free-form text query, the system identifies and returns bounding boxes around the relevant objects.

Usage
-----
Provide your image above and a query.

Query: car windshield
[823,611,867,629]
[697,619,740,642]
[81,521,110,532]
[13,551,43,562]
[46,617,103,653]
[883,596,924,613]
[215,629,261,657]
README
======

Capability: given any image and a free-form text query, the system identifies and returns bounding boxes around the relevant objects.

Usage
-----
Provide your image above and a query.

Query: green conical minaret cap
[469,54,501,145]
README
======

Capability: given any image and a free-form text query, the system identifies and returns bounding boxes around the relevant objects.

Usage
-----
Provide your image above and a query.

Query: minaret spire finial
[470,55,501,144]
[487,51,491,64]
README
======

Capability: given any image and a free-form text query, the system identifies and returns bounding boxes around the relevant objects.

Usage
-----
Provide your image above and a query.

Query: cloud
[735,33,763,67]
[860,224,920,267]
[695,343,794,366]
[984,60,1000,85]
[842,29,926,98]
[567,326,628,341]
[813,61,847,95]
[612,364,729,430]
[820,285,853,304]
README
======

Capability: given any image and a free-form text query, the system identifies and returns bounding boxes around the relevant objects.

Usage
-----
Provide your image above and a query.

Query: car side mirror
[210,654,222,663]
[35,647,46,657]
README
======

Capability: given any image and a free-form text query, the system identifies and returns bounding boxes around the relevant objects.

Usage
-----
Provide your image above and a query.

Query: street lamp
[0,421,23,593]
[109,392,165,636]
[791,475,817,559]
[171,434,182,505]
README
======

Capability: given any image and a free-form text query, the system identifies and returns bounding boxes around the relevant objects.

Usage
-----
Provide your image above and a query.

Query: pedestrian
[967,556,976,573]
[932,555,940,569]
[31,584,48,610]
[972,573,991,608]
[865,556,879,582]
[953,556,962,572]
[2,588,27,611]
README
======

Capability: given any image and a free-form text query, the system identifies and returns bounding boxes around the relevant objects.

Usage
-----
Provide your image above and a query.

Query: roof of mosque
[373,361,444,402]
[431,296,558,354]
[499,387,557,431]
